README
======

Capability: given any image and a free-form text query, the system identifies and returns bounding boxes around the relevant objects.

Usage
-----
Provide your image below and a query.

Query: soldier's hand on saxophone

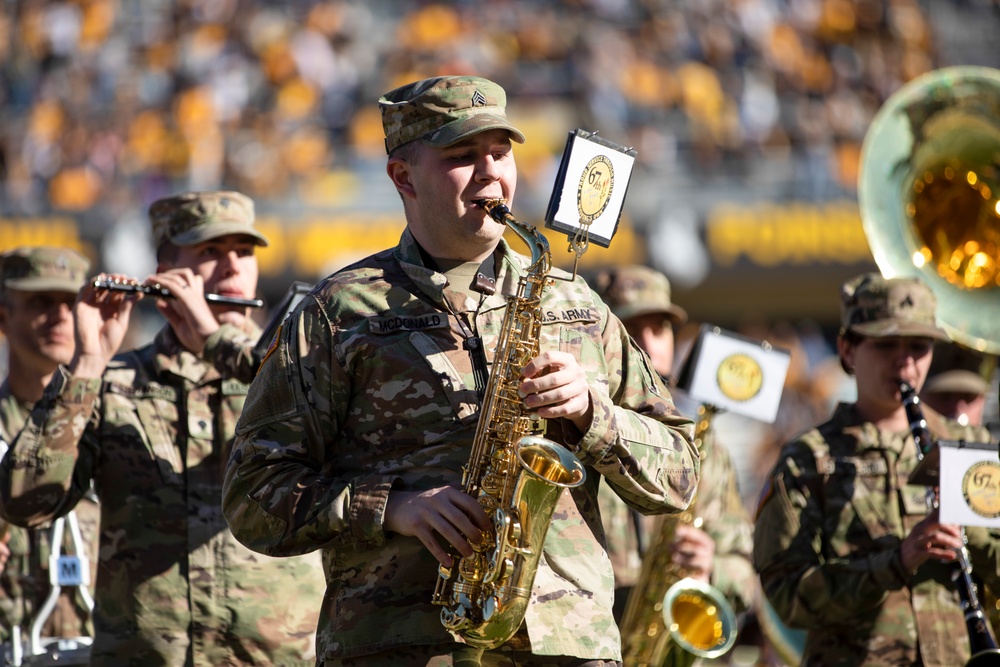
[384,486,491,568]
[670,522,717,584]
[386,347,592,572]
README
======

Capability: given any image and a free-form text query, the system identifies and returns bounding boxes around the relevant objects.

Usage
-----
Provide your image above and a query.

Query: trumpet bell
[859,66,1000,353]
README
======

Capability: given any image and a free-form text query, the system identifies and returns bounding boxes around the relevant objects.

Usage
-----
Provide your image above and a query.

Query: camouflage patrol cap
[149,191,269,248]
[840,272,948,340]
[923,341,990,396]
[593,265,687,325]
[378,75,526,155]
[0,246,90,296]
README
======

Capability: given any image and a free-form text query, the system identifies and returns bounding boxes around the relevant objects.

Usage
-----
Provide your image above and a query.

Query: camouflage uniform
[0,385,100,642]
[0,247,99,645]
[0,194,324,667]
[753,273,1000,666]
[223,229,699,663]
[754,403,1000,666]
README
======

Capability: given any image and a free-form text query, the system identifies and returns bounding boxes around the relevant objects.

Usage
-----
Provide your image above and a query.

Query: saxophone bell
[662,576,738,660]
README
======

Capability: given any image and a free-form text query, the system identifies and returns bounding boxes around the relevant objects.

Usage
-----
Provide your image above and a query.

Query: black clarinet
[900,381,935,460]
[93,278,264,308]
[899,382,1000,665]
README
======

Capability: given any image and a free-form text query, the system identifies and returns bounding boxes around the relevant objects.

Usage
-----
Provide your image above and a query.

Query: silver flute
[92,278,264,308]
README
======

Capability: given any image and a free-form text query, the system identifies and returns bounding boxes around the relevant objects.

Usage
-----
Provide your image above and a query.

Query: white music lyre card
[675,325,791,423]
[544,129,637,248]
[939,441,1000,529]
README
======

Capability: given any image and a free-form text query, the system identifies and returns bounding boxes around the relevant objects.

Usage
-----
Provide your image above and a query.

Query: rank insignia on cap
[472,89,487,107]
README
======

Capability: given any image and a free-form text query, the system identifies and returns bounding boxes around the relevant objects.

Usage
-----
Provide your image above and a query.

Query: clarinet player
[222,75,700,667]
[753,272,1000,666]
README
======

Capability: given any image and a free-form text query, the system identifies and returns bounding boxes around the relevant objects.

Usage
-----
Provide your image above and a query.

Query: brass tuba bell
[858,66,1000,354]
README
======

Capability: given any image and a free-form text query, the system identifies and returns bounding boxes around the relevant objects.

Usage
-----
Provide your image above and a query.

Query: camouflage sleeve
[752,441,909,629]
[203,323,259,384]
[0,368,99,528]
[577,309,698,515]
[698,431,756,615]
[223,298,393,557]
[0,525,28,641]
[965,527,1000,593]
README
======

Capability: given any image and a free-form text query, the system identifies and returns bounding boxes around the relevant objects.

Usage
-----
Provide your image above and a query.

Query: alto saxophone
[619,404,737,667]
[431,199,587,650]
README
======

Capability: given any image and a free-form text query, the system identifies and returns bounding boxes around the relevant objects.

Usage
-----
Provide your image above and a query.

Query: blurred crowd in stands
[0,0,987,219]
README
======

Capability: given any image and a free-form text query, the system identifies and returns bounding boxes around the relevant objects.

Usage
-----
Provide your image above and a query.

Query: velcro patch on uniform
[258,323,282,373]
[813,454,888,477]
[369,313,449,334]
[833,457,888,476]
[542,307,599,323]
[106,382,177,401]
[755,477,774,521]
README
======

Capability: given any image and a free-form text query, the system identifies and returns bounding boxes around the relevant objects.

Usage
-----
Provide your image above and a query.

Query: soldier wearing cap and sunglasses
[0,192,325,667]
[753,272,1000,666]
[0,246,100,650]
[223,75,699,666]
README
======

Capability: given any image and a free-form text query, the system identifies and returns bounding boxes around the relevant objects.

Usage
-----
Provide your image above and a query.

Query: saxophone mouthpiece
[475,198,510,224]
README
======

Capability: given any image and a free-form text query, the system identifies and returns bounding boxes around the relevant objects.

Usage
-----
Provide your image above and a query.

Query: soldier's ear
[386,158,416,199]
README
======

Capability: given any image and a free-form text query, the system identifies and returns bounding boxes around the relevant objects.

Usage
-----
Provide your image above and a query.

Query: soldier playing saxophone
[594,267,755,620]
[222,75,700,667]
[594,266,756,666]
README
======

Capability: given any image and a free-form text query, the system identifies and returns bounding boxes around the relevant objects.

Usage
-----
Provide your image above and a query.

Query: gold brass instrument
[92,277,265,308]
[619,404,737,667]
[431,199,587,650]
[858,66,1000,354]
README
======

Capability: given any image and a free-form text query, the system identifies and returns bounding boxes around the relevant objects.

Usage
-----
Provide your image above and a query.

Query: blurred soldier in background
[754,273,1000,666]
[0,246,100,648]
[0,192,325,667]
[919,341,990,429]
[593,265,756,630]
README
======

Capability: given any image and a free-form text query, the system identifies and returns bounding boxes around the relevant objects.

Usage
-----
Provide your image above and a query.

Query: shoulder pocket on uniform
[409,331,479,423]
[105,382,184,486]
